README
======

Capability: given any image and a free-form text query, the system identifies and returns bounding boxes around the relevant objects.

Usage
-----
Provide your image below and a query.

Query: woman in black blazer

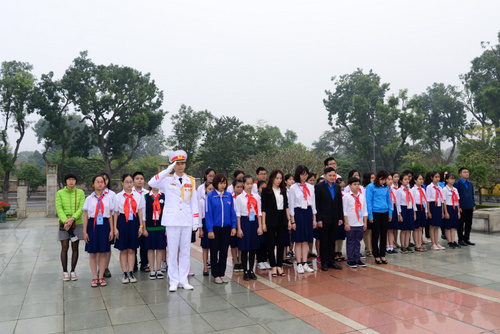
[261,170,291,277]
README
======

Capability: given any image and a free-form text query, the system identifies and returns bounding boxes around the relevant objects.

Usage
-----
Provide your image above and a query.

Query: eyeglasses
[123,181,134,185]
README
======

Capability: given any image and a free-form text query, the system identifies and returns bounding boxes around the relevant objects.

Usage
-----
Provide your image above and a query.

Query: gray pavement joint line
[190,243,380,334]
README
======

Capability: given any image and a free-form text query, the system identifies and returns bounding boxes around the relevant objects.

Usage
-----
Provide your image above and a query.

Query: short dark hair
[92,174,105,185]
[285,174,294,182]
[233,170,245,179]
[324,157,336,166]
[446,173,457,182]
[458,167,469,174]
[257,180,267,189]
[316,177,325,184]
[323,167,335,175]
[374,170,389,187]
[64,173,78,184]
[337,177,344,185]
[232,178,244,187]
[306,173,316,182]
[122,173,133,182]
[256,167,266,175]
[362,172,373,187]
[348,169,359,179]
[348,177,360,185]
[212,173,228,191]
[294,165,309,183]
[133,171,144,179]
[203,168,216,182]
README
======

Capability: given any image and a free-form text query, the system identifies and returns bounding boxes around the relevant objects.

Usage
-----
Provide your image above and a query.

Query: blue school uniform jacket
[205,190,238,233]
[365,182,393,220]
[454,179,476,209]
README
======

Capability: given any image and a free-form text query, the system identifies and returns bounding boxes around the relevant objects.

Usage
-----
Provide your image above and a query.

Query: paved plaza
[2,215,500,333]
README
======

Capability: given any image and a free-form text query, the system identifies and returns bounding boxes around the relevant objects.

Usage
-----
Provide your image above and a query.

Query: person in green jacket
[56,172,85,282]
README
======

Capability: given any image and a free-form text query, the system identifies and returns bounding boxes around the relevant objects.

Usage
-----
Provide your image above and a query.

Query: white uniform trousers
[165,226,192,286]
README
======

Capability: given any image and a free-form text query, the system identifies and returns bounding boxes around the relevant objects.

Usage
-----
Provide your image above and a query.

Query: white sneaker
[296,264,304,274]
[156,271,164,279]
[257,262,267,270]
[303,263,314,273]
[70,272,78,281]
[181,283,194,290]
[149,270,157,280]
[221,276,229,283]
[169,284,178,292]
[62,272,70,281]
[160,261,167,272]
[128,271,137,283]
[122,272,130,284]
[264,262,272,269]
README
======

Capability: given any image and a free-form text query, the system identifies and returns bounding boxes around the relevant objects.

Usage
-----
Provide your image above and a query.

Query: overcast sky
[1,0,499,153]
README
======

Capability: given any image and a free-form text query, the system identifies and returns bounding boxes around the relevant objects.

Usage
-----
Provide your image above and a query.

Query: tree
[408,83,467,165]
[456,125,500,204]
[324,69,417,172]
[462,31,500,133]
[0,61,36,201]
[166,105,213,167]
[16,163,46,198]
[31,71,79,185]
[61,51,165,176]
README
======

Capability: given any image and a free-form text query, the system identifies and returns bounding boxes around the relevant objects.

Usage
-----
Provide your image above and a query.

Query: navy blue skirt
[400,206,415,231]
[85,217,111,253]
[336,223,346,240]
[114,214,140,250]
[388,204,399,230]
[428,202,443,227]
[414,205,426,229]
[201,218,209,249]
[238,216,261,251]
[145,229,167,250]
[443,205,459,230]
[291,207,313,243]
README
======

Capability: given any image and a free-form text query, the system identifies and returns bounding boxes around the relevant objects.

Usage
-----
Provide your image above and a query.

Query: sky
[1,0,499,153]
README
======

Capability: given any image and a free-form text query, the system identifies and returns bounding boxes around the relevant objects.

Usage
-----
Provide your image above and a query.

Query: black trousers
[320,221,338,265]
[209,226,231,278]
[372,212,388,258]
[266,225,287,267]
[256,233,268,263]
[458,208,474,242]
[135,236,149,269]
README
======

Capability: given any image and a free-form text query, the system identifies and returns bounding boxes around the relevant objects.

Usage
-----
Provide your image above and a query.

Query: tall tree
[324,69,416,172]
[0,61,36,201]
[61,51,165,176]
[408,83,467,165]
[166,105,213,167]
[462,31,500,133]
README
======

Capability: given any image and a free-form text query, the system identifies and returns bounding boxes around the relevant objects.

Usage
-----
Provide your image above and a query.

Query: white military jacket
[148,170,200,229]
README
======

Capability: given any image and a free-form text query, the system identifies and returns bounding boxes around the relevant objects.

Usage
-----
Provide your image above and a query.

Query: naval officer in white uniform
[148,150,200,291]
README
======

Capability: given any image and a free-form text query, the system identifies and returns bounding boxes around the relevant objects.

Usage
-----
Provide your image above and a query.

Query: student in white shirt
[396,173,417,254]
[83,175,115,287]
[343,177,367,268]
[426,172,445,250]
[442,173,461,249]
[101,172,116,278]
[411,174,428,252]
[197,168,215,202]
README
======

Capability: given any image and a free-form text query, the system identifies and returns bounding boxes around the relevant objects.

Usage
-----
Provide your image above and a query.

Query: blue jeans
[346,226,364,262]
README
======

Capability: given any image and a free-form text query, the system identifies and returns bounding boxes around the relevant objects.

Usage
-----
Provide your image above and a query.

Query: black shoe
[203,271,209,276]
[448,242,456,249]
[391,249,398,254]
[249,271,257,280]
[465,241,475,246]
[409,243,415,247]
[347,261,357,268]
[243,271,250,281]
[356,260,366,267]
[103,268,112,278]
[441,234,447,240]
[308,253,317,258]
[282,260,293,266]
[453,242,461,248]
[375,259,382,265]
[328,262,343,270]
[321,264,328,271]
[458,240,468,246]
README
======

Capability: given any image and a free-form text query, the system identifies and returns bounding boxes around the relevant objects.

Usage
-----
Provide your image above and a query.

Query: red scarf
[451,188,459,210]
[124,193,137,221]
[417,187,427,210]
[352,194,362,221]
[152,193,161,226]
[94,193,104,230]
[390,189,396,206]
[434,186,443,202]
[246,193,259,216]
[300,184,310,202]
[404,187,414,207]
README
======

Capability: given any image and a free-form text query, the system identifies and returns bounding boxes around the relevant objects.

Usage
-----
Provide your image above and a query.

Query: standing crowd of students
[56,151,477,289]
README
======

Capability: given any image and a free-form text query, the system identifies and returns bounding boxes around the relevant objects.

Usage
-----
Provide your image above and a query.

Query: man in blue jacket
[454,167,476,246]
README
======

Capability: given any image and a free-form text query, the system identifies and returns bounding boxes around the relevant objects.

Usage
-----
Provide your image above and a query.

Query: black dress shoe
[329,263,342,270]
[458,240,468,246]
[321,264,328,271]
[465,241,475,246]
[243,271,250,281]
